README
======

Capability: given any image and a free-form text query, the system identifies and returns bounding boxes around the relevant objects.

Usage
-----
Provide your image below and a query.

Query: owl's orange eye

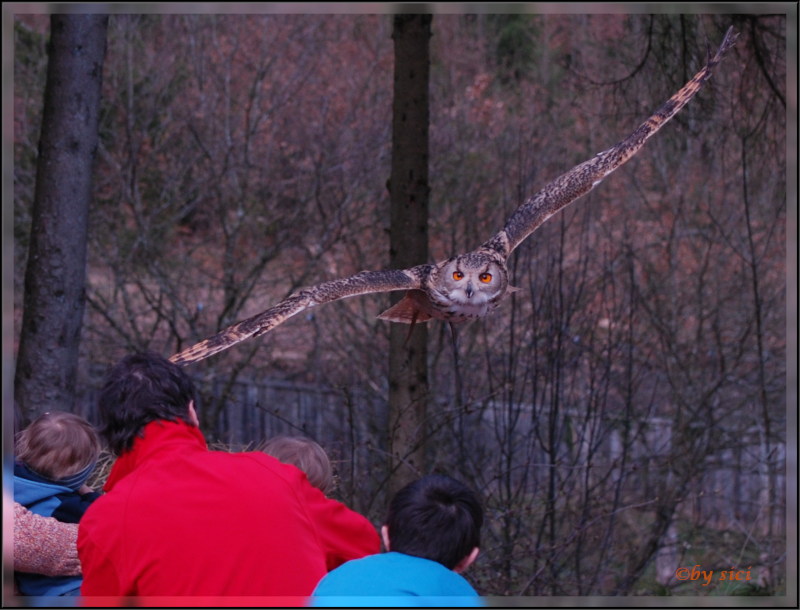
[479,272,493,283]
[452,271,464,281]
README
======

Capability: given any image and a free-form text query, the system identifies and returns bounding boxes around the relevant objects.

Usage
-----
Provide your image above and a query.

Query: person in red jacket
[77,351,379,601]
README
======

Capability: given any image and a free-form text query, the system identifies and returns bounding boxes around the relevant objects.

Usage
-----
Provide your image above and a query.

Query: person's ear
[380,525,391,551]
[188,400,200,427]
[453,547,479,574]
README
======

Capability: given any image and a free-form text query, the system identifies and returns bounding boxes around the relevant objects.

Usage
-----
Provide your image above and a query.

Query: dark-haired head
[98,351,197,456]
[384,474,483,570]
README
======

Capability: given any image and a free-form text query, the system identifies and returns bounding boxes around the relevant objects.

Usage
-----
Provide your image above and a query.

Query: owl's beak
[465,282,474,299]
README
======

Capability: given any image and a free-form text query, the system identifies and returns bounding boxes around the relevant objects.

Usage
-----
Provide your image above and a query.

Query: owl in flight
[171,27,738,366]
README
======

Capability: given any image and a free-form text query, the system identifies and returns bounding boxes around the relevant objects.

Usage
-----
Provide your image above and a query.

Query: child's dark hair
[16,411,100,480]
[98,351,197,455]
[385,474,483,570]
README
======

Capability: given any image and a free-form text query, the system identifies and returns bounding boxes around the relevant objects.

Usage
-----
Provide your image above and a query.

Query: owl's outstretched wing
[170,27,738,366]
[170,266,431,365]
[482,26,738,259]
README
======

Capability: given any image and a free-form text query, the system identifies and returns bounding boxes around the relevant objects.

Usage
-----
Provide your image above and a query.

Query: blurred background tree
[14,14,108,427]
[387,12,432,497]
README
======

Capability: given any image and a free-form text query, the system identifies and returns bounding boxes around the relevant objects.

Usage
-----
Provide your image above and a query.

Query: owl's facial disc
[450,269,495,304]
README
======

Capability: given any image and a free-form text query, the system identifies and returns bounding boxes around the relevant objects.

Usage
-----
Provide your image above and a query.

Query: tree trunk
[387,14,432,496]
[14,14,108,427]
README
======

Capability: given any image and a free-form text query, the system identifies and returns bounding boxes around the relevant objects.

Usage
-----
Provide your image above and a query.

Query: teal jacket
[311,551,483,607]
[14,461,99,597]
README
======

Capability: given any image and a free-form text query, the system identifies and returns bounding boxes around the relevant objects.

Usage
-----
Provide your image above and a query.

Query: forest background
[8,5,793,599]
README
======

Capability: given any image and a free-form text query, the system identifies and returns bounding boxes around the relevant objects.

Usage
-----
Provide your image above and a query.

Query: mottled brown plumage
[170,27,738,366]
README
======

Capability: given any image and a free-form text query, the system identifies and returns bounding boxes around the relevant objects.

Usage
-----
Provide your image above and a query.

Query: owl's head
[434,250,515,316]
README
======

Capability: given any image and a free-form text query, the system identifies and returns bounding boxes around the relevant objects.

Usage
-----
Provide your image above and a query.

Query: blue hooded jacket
[14,461,100,596]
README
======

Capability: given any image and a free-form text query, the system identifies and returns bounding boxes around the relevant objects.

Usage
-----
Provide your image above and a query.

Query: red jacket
[78,420,379,598]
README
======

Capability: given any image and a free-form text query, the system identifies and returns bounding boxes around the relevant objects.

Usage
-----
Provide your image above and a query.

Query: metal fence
[75,375,785,537]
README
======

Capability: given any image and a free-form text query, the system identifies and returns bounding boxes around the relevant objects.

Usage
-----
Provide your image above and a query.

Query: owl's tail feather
[376,293,435,324]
